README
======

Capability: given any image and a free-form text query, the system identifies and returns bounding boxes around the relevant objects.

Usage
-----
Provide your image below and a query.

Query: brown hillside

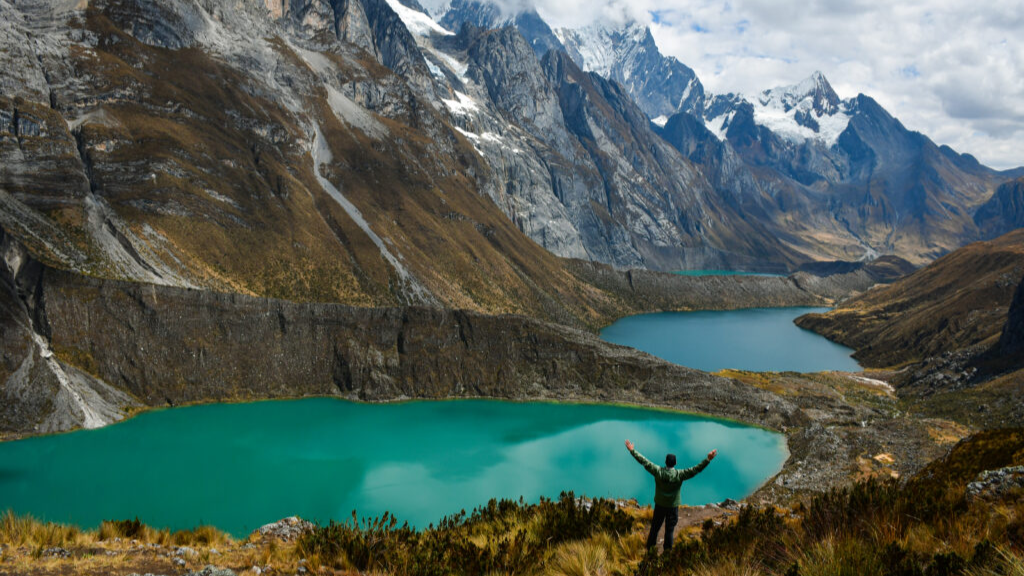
[0,8,630,327]
[796,229,1024,367]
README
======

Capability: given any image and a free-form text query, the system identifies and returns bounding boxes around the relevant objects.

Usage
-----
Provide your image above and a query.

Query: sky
[422,0,1024,170]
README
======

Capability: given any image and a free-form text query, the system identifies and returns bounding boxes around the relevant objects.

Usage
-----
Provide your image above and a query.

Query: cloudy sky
[424,0,1024,170]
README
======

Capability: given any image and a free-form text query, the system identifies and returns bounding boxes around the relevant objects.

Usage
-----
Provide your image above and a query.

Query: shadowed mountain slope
[796,229,1024,368]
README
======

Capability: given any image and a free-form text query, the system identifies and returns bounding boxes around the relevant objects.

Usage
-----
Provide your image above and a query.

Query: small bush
[99,517,145,540]
[171,525,229,547]
[534,493,635,546]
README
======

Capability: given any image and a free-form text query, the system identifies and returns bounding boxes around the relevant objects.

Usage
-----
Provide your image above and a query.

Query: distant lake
[0,400,787,536]
[601,307,860,373]
[672,270,786,277]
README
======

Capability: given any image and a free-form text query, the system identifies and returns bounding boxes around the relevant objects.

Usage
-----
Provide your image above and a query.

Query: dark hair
[665,454,676,468]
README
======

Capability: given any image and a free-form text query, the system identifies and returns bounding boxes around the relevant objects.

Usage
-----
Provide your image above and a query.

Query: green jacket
[629,447,713,507]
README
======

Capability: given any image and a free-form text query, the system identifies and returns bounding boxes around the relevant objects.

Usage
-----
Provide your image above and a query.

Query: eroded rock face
[35,268,793,423]
[0,228,140,434]
[999,275,1024,357]
[467,27,566,145]
[0,241,822,435]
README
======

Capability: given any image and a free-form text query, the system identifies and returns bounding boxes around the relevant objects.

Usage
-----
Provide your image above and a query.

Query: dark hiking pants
[646,505,679,551]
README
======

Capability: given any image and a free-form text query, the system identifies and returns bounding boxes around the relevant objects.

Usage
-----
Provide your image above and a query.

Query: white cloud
[423,0,1024,170]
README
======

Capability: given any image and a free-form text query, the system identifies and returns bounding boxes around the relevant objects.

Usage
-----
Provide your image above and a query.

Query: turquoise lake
[672,270,786,277]
[600,307,861,373]
[0,399,787,536]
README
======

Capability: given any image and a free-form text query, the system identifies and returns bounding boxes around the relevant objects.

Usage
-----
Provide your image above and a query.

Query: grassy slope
[795,229,1024,368]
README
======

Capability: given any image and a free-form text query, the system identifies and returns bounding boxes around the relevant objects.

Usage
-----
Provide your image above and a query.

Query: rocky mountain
[555,22,705,121]
[4,0,670,328]
[795,229,1024,427]
[4,0,1020,307]
[665,71,1020,266]
[415,10,812,271]
[462,7,1021,266]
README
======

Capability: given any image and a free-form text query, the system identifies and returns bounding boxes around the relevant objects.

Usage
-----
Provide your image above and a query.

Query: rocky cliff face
[1,232,818,436]
[999,274,1024,358]
[0,227,140,433]
[426,17,806,271]
[481,10,1022,266]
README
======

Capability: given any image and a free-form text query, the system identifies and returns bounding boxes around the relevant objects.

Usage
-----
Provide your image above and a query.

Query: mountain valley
[0,0,1022,574]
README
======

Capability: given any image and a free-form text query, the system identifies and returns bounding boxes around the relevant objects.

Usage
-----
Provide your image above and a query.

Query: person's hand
[708,449,718,460]
[625,440,634,451]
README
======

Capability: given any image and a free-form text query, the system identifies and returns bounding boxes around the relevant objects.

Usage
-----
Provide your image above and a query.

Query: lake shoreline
[599,307,861,373]
[0,398,789,536]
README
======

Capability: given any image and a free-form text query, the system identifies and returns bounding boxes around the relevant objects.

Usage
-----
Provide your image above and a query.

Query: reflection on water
[0,399,787,535]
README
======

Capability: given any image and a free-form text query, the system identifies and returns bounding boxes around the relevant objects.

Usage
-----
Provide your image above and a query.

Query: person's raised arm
[625,439,660,475]
[679,449,717,480]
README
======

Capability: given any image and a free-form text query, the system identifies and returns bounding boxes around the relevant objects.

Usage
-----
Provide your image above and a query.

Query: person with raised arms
[625,439,717,552]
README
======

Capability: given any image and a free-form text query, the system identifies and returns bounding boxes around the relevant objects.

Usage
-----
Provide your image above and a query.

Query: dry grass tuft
[542,539,608,576]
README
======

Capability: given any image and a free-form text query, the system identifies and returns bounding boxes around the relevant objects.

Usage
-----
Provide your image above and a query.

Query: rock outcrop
[999,274,1024,358]
[966,466,1024,501]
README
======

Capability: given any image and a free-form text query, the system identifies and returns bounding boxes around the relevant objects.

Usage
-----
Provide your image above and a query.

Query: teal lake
[672,270,785,277]
[0,399,786,536]
[600,307,861,373]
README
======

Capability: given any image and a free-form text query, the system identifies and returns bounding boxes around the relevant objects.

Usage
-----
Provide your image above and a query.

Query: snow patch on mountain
[705,111,734,141]
[749,100,850,145]
[455,127,502,144]
[441,91,480,115]
[427,47,469,80]
[677,78,696,109]
[385,0,453,37]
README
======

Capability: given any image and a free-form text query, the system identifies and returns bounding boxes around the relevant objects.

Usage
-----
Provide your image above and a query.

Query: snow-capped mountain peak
[555,20,704,118]
[746,71,849,145]
[759,70,841,116]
